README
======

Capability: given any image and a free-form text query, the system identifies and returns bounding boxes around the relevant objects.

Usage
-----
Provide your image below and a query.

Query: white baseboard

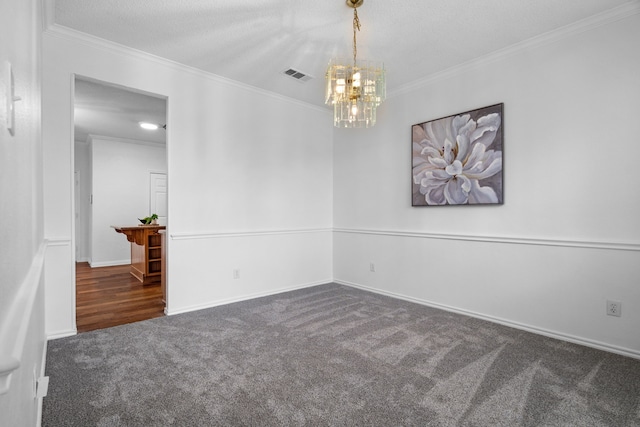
[166,279,333,316]
[88,259,130,268]
[36,341,48,427]
[335,279,640,360]
[46,329,77,341]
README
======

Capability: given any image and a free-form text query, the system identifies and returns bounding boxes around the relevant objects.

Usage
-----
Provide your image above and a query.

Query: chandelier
[325,0,386,128]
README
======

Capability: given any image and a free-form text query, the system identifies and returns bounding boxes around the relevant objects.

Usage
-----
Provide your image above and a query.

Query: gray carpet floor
[43,283,640,426]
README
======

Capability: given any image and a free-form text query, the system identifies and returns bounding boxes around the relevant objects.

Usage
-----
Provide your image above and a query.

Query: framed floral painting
[412,103,503,206]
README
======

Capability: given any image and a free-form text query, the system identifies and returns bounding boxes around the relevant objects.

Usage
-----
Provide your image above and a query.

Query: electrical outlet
[606,300,622,317]
[233,269,240,280]
[369,262,375,272]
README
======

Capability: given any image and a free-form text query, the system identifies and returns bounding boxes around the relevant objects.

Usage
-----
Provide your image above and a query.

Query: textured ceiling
[54,0,632,108]
[57,0,633,142]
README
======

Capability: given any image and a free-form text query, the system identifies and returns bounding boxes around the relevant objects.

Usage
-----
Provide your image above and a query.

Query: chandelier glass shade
[325,1,386,128]
[325,59,385,128]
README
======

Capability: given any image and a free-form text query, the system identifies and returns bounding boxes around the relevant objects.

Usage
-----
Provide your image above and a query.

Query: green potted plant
[138,213,159,225]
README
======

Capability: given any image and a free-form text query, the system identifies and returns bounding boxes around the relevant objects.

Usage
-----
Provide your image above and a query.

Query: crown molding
[43,24,330,114]
[86,134,166,148]
[390,1,640,98]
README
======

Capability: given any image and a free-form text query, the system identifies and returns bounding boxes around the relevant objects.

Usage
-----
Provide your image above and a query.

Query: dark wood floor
[76,262,165,333]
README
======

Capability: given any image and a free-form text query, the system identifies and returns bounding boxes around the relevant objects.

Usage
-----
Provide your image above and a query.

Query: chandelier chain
[353,9,360,65]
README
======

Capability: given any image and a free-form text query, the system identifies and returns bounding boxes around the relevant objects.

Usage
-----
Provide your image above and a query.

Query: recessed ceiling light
[139,122,159,130]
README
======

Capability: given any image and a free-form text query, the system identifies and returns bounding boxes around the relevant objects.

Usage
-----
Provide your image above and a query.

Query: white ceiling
[74,77,167,144]
[58,0,633,140]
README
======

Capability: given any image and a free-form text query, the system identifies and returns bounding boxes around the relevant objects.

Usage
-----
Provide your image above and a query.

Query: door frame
[70,74,170,329]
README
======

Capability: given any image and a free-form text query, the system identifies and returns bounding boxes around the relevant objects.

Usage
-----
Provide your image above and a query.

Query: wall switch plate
[233,269,240,279]
[606,300,622,317]
[369,262,375,272]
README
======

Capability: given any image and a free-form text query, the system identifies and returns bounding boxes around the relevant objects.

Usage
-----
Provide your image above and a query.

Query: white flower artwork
[412,104,503,206]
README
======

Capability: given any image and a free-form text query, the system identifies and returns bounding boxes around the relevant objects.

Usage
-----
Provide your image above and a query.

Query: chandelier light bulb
[352,72,361,87]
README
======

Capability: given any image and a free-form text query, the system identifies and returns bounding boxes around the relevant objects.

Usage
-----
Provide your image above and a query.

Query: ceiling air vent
[283,68,313,83]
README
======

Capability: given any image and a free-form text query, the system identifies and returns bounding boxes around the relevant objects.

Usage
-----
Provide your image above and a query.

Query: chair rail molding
[170,227,332,240]
[333,228,640,252]
[0,242,46,395]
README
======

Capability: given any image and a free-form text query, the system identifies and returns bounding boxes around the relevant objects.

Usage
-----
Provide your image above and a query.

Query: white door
[149,172,167,225]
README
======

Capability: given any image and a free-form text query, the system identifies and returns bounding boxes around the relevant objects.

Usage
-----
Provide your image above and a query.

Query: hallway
[76,262,164,333]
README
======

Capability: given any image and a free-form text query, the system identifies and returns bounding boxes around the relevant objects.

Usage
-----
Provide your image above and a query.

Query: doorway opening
[75,262,164,332]
[73,76,168,332]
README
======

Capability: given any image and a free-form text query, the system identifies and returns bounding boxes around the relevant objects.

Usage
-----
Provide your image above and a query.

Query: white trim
[0,359,19,395]
[166,279,332,316]
[171,227,333,241]
[45,238,71,247]
[36,341,48,427]
[170,226,638,251]
[42,0,55,31]
[0,243,46,395]
[336,279,640,360]
[88,259,131,268]
[334,228,640,252]
[43,24,330,115]
[87,134,165,148]
[46,330,77,341]
[41,241,78,339]
[390,1,640,99]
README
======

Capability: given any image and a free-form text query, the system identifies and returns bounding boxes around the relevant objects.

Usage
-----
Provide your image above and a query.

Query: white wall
[0,0,47,424]
[333,8,640,356]
[90,137,166,266]
[74,141,90,261]
[42,27,334,337]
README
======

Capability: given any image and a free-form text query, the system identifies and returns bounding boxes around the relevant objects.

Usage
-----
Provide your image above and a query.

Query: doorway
[73,76,168,332]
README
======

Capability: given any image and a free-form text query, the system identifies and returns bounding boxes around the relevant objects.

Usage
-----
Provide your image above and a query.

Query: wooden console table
[112,225,166,284]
